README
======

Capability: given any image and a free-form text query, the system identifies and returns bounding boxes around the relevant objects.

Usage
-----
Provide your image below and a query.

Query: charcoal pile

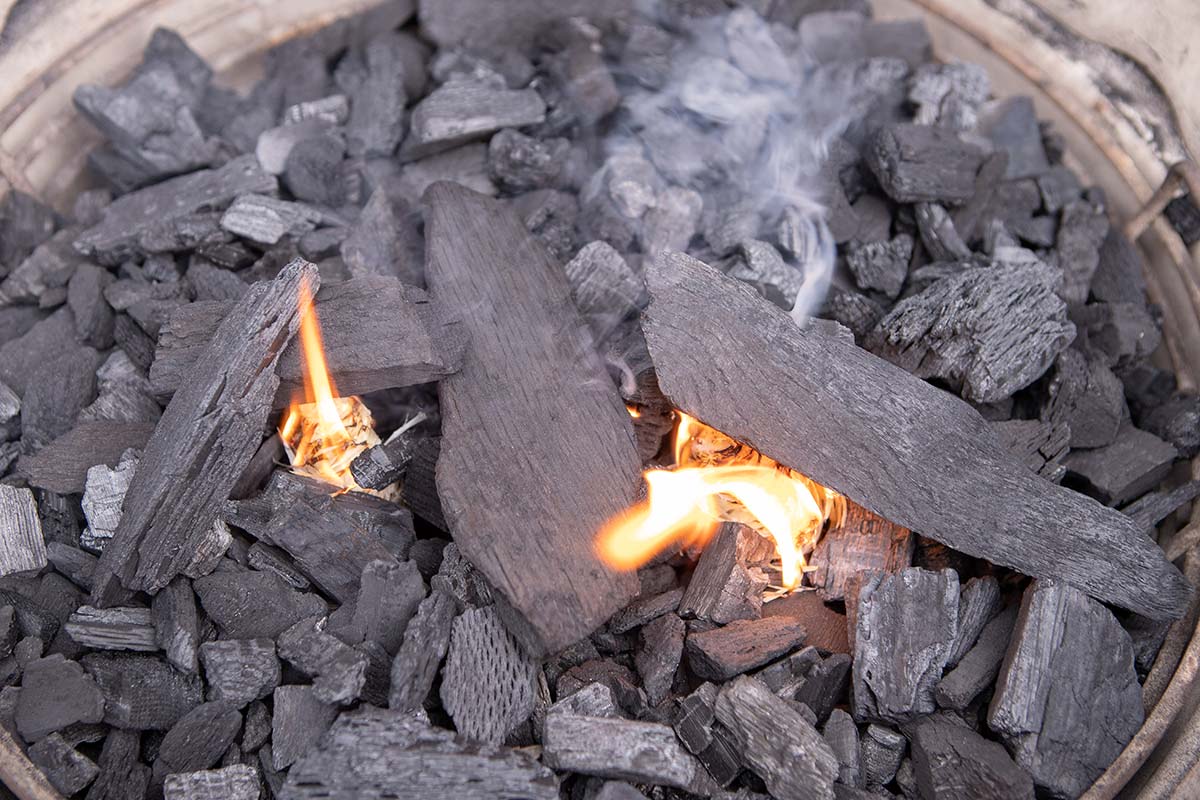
[0,1,1193,799]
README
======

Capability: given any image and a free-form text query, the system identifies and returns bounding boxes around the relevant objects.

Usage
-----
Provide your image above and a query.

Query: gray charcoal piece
[242,700,271,752]
[65,605,157,651]
[686,616,808,682]
[0,485,46,577]
[674,681,718,754]
[349,436,416,492]
[396,143,497,202]
[543,713,712,793]
[15,654,105,741]
[0,308,76,397]
[546,682,620,719]
[821,288,885,343]
[487,129,569,192]
[256,119,335,175]
[1072,301,1161,369]
[283,134,349,206]
[936,605,1019,711]
[199,639,280,708]
[908,62,990,128]
[1037,165,1083,214]
[946,576,1003,668]
[592,782,649,800]
[1011,213,1059,247]
[991,418,1069,482]
[608,588,683,634]
[193,570,327,639]
[68,263,116,349]
[430,542,492,611]
[641,186,702,256]
[0,380,19,440]
[715,675,839,800]
[154,701,242,777]
[565,241,648,332]
[441,605,538,744]
[80,350,162,426]
[284,94,349,126]
[152,576,199,673]
[1040,349,1125,449]
[978,96,1050,180]
[861,723,906,788]
[75,155,276,265]
[181,519,231,580]
[163,764,261,800]
[543,26,620,126]
[0,589,60,643]
[988,580,1144,798]
[277,615,368,705]
[27,732,99,795]
[823,708,864,788]
[282,706,559,799]
[908,714,1034,799]
[339,189,424,286]
[350,559,425,655]
[754,646,821,697]
[88,727,150,800]
[82,652,203,730]
[1123,480,1200,534]
[219,194,322,245]
[915,204,970,262]
[866,124,986,204]
[1055,199,1110,305]
[728,240,804,310]
[557,659,646,720]
[635,613,684,706]
[271,685,338,770]
[345,39,406,158]
[402,81,547,161]
[21,346,101,452]
[1091,227,1147,305]
[1063,424,1178,505]
[246,543,310,591]
[846,235,913,299]
[867,258,1075,403]
[389,588,457,712]
[794,654,853,725]
[852,568,959,724]
[0,606,18,658]
[1,229,85,306]
[678,524,766,624]
[0,189,58,267]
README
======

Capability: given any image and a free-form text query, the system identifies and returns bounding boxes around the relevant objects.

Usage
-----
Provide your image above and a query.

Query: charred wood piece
[908,715,1035,799]
[935,605,1018,711]
[65,606,157,651]
[154,701,242,779]
[401,82,546,160]
[28,732,99,795]
[163,764,261,800]
[198,639,280,708]
[277,615,368,706]
[0,486,46,577]
[350,435,416,490]
[82,652,203,730]
[194,571,326,640]
[388,589,456,712]
[686,616,807,682]
[866,123,985,204]
[945,576,1003,668]
[811,502,914,603]
[1063,424,1178,506]
[271,685,338,770]
[350,559,425,655]
[15,654,105,741]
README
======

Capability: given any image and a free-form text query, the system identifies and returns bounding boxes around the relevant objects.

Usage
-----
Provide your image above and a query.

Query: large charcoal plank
[424,183,642,654]
[20,421,155,494]
[91,260,314,603]
[151,276,464,407]
[75,155,276,265]
[988,580,1144,798]
[640,252,1189,620]
[907,715,1034,799]
[282,706,559,799]
[852,568,958,724]
[542,713,712,793]
[0,486,46,577]
[714,675,839,800]
[82,652,203,730]
[810,501,914,602]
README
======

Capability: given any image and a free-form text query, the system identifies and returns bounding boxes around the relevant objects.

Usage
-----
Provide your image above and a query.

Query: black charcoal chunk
[945,576,1002,668]
[65,605,157,651]
[935,606,1018,711]
[547,681,620,719]
[823,708,864,788]
[82,652,202,730]
[1040,349,1126,449]
[1,229,85,306]
[154,701,242,778]
[1142,394,1200,458]
[686,616,807,682]
[349,436,415,491]
[861,723,906,788]
[401,81,547,161]
[794,653,853,725]
[68,263,116,348]
[1055,199,1110,305]
[0,485,46,577]
[389,589,457,712]
[991,418,1069,482]
[678,524,767,625]
[915,204,970,262]
[271,684,338,770]
[908,715,1034,799]
[564,241,647,335]
[866,124,985,204]
[852,568,958,724]
[277,615,368,705]
[283,134,349,206]
[193,571,326,639]
[821,288,885,343]
[88,728,150,800]
[246,544,310,591]
[339,189,424,286]
[1165,194,1200,246]
[1037,165,1083,214]
[608,588,683,635]
[199,639,280,708]
[163,764,261,800]
[727,240,804,310]
[22,346,101,452]
[241,700,270,753]
[1072,301,1161,369]
[867,258,1074,403]
[28,732,99,795]
[219,194,322,245]
[0,190,58,268]
[846,235,912,299]
[978,97,1049,180]
[15,654,105,741]
[488,129,569,192]
[346,34,409,158]
[152,577,198,673]
[1063,424,1178,506]
[440,605,538,744]
[635,613,684,706]
[350,559,425,655]
[988,580,1143,798]
[715,675,839,800]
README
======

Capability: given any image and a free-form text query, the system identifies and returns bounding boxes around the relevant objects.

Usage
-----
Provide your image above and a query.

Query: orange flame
[279,278,383,493]
[598,412,843,591]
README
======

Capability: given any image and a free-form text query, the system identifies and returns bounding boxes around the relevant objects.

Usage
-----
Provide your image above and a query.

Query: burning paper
[597,411,844,592]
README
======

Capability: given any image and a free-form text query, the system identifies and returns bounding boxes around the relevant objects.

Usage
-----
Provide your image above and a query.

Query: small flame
[626,403,642,418]
[597,412,843,591]
[279,278,383,494]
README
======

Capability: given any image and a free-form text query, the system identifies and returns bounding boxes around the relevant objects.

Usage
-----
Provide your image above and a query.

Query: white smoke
[601,5,907,324]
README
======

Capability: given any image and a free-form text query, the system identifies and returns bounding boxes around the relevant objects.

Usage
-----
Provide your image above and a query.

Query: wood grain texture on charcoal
[150,276,464,407]
[810,502,914,603]
[424,183,642,654]
[0,485,46,577]
[640,252,1190,620]
[91,260,315,602]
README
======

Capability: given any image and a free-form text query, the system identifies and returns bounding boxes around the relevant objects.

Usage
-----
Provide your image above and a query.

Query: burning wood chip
[198,639,281,708]
[65,606,157,652]
[163,764,261,800]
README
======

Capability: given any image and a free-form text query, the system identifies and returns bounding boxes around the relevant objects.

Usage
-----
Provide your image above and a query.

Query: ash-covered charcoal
[277,615,368,706]
[679,524,768,624]
[1054,198,1110,305]
[908,61,990,129]
[194,571,327,639]
[867,257,1074,403]
[823,708,864,788]
[866,123,986,204]
[284,706,558,799]
[152,700,242,781]
[198,639,280,708]
[853,568,958,724]
[915,203,970,262]
[544,713,714,793]
[349,435,416,491]
[82,652,203,730]
[219,194,323,245]
[487,129,570,193]
[810,501,914,603]
[27,732,99,795]
[1063,424,1178,506]
[271,684,338,770]
[440,605,538,744]
[819,287,885,343]
[935,605,1018,712]
[340,189,425,286]
[163,764,261,800]
[715,675,839,800]
[64,606,157,651]
[0,485,46,578]
[945,576,1002,668]
[79,451,138,554]
[401,80,546,161]
[1040,348,1126,449]
[15,655,105,741]
[389,589,456,712]
[350,559,425,654]
[988,580,1143,798]
[686,616,807,682]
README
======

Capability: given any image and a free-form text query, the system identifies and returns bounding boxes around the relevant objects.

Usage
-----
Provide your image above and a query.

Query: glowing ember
[597,411,844,592]
[279,278,384,494]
